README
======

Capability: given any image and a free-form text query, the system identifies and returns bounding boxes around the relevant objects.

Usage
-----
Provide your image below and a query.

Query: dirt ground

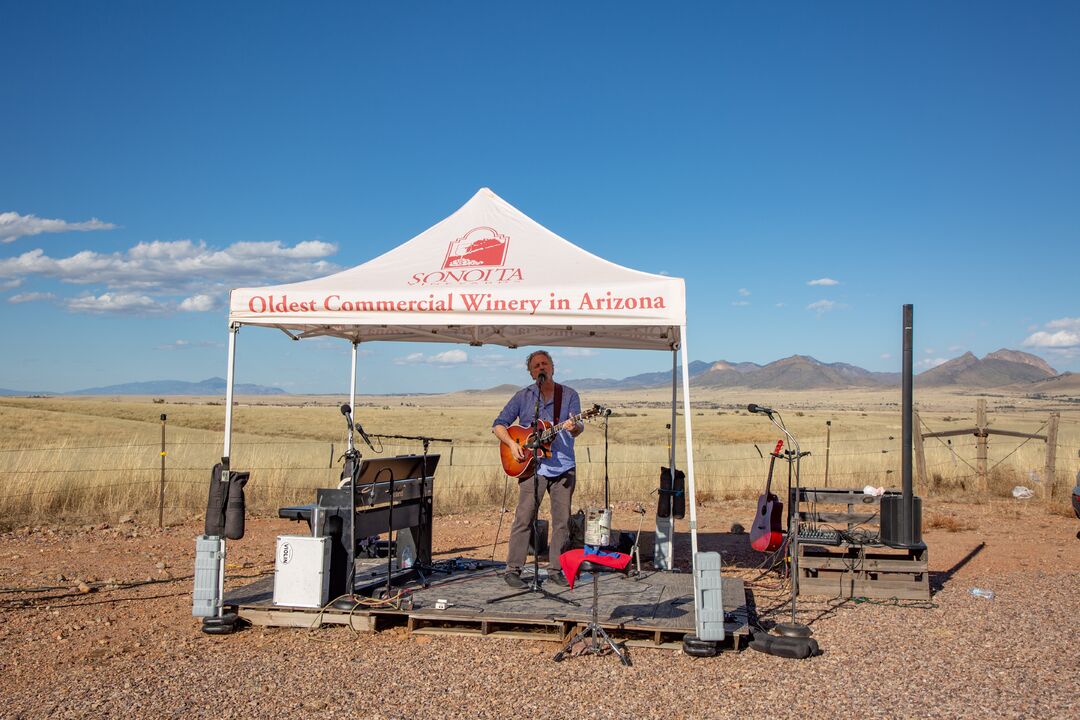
[1,498,1077,719]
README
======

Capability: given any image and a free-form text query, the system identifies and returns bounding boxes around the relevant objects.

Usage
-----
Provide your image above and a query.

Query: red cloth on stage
[559,547,632,589]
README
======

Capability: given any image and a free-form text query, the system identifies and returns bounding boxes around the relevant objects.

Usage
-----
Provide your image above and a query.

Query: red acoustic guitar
[749,439,785,552]
[499,404,606,477]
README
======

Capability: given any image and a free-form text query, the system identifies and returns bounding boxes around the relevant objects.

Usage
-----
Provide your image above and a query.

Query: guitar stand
[629,504,646,577]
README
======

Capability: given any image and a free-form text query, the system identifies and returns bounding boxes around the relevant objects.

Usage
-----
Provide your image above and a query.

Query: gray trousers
[507,468,576,572]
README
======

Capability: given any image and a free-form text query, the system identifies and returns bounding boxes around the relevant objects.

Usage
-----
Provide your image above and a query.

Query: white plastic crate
[273,535,331,608]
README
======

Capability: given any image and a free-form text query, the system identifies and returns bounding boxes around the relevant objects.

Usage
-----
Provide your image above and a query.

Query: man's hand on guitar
[560,419,582,436]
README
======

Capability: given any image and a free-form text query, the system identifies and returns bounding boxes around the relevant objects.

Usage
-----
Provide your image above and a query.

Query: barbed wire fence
[1,416,1077,527]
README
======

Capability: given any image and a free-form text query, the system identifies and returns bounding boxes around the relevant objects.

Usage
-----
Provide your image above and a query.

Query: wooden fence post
[824,420,832,487]
[975,399,988,491]
[913,409,928,492]
[158,413,167,528]
[1044,411,1060,505]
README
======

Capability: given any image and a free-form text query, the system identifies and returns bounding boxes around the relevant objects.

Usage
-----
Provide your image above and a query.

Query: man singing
[492,350,584,588]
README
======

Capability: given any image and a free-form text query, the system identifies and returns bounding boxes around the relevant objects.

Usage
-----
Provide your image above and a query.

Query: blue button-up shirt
[494,384,581,477]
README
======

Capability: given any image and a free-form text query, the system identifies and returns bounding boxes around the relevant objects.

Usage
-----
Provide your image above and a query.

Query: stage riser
[226,563,750,650]
[797,546,930,600]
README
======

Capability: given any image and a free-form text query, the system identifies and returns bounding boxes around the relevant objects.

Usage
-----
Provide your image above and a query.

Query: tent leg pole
[670,347,677,484]
[679,326,698,561]
[217,323,239,619]
[654,347,678,571]
[350,342,358,411]
[223,324,239,460]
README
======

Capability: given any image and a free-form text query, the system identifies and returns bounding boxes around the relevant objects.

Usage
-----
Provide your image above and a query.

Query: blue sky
[2,1,1078,394]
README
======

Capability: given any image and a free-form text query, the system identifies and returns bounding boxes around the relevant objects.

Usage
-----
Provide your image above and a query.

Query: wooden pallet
[798,544,929,600]
[225,559,750,650]
[792,488,930,601]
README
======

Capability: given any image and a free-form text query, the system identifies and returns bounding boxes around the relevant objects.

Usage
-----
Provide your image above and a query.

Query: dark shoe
[504,570,526,589]
[547,570,570,587]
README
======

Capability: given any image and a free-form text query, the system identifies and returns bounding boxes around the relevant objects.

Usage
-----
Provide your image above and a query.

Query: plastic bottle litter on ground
[969,587,995,600]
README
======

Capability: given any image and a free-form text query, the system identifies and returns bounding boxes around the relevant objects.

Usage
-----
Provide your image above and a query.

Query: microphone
[340,403,374,450]
[747,403,775,416]
[536,371,548,384]
[354,418,375,451]
[602,407,613,417]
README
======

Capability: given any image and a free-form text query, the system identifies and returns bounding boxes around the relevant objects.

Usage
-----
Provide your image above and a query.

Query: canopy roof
[229,188,685,350]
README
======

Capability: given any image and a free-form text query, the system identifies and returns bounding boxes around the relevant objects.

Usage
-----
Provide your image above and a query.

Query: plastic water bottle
[969,587,995,600]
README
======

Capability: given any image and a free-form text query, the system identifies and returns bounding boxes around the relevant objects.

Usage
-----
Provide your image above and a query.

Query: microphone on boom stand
[747,403,775,416]
[341,403,375,450]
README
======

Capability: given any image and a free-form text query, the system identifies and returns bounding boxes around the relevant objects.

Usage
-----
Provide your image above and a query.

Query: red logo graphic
[442,227,509,269]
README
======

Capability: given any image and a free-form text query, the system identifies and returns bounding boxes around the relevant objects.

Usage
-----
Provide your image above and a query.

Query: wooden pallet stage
[798,543,930,601]
[225,559,750,651]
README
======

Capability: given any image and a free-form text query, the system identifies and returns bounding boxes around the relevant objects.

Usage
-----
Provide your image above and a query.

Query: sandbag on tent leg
[204,462,227,536]
[224,470,249,540]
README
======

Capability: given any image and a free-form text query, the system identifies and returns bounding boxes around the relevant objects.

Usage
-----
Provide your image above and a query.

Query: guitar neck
[537,408,597,444]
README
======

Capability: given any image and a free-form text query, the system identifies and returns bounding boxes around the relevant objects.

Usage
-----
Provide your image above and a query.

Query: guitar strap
[552,383,563,425]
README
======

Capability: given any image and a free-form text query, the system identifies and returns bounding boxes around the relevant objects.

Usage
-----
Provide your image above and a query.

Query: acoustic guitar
[499,404,606,477]
[749,439,785,553]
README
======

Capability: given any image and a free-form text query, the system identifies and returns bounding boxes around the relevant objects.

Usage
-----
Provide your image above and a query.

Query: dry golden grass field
[1,385,1077,529]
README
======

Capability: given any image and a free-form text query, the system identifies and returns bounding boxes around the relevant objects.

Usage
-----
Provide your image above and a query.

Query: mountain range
[0,350,1069,396]
[0,377,286,396]
[565,349,1064,391]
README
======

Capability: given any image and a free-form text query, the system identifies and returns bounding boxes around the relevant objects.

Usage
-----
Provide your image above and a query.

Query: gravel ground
[1,499,1077,719]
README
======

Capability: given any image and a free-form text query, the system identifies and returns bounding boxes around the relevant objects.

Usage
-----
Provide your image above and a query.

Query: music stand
[332,453,441,609]
[370,433,453,583]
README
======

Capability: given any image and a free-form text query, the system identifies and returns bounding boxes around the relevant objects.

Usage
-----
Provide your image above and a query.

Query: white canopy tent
[220,187,701,576]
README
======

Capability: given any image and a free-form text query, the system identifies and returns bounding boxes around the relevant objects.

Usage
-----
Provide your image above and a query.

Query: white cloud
[395,349,469,366]
[806,299,841,313]
[64,293,164,314]
[1022,317,1080,353]
[732,300,750,307]
[8,291,55,303]
[471,354,519,369]
[738,288,750,297]
[880,353,892,360]
[558,348,597,358]
[0,278,22,290]
[0,238,339,314]
[0,211,117,243]
[1022,317,1080,348]
[657,270,671,276]
[774,302,785,308]
[0,239,338,293]
[1045,317,1080,331]
[918,357,949,369]
[178,294,219,312]
[1023,330,1080,348]
[155,339,221,351]
[807,278,839,286]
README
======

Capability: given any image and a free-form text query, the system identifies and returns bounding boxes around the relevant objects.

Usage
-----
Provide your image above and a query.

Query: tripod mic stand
[489,377,577,607]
